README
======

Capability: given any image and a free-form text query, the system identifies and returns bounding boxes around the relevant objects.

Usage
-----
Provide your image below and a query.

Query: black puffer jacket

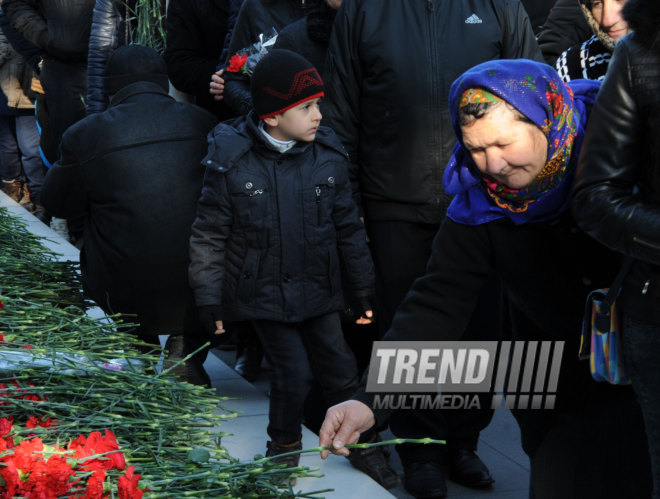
[189,112,375,323]
[41,82,218,334]
[165,0,233,120]
[3,0,96,62]
[222,0,316,115]
[573,0,660,326]
[323,0,543,225]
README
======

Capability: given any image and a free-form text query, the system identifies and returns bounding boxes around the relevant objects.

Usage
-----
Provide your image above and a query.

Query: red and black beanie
[251,49,324,120]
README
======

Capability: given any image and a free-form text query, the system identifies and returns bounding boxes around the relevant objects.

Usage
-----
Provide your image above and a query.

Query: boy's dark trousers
[253,312,359,444]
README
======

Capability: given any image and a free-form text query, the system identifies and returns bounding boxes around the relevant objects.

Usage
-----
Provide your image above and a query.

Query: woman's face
[460,104,548,190]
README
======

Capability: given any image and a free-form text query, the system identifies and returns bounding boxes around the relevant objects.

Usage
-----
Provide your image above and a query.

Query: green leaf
[187,447,210,463]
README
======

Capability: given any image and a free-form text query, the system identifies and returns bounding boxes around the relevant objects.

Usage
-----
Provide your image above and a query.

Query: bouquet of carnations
[225,28,278,77]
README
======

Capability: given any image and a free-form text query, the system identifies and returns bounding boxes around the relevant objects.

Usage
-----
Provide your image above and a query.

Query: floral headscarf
[443,59,600,225]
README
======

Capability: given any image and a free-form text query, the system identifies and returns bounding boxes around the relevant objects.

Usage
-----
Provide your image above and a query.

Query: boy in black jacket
[189,49,398,488]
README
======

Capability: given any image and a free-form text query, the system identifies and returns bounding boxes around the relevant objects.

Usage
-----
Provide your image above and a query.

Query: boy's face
[264,98,322,142]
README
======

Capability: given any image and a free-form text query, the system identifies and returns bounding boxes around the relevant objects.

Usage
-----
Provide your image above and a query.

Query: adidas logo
[465,13,483,24]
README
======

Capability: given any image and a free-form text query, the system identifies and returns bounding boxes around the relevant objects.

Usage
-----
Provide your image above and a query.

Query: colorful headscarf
[443,59,600,225]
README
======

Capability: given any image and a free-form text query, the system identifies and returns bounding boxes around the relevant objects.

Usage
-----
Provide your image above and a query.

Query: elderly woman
[573,0,660,494]
[319,59,651,497]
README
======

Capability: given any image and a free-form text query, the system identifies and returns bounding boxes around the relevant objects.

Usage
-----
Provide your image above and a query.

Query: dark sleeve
[499,0,544,62]
[3,0,48,50]
[572,41,660,266]
[221,0,264,115]
[537,0,591,66]
[86,0,122,115]
[352,218,494,425]
[0,8,43,72]
[165,0,225,97]
[331,156,374,298]
[40,131,87,218]
[322,0,361,165]
[217,0,246,70]
[188,159,234,309]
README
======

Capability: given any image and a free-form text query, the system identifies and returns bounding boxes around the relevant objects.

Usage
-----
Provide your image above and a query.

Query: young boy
[188,49,398,488]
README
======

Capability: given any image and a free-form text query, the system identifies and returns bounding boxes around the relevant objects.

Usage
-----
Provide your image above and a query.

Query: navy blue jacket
[189,112,375,322]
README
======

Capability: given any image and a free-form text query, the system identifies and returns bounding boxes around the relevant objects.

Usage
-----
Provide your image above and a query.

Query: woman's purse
[579,257,634,385]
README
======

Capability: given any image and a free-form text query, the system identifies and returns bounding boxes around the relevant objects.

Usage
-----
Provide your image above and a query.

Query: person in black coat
[320,58,652,499]
[573,0,660,493]
[189,49,399,488]
[537,0,592,65]
[40,45,218,386]
[165,0,233,120]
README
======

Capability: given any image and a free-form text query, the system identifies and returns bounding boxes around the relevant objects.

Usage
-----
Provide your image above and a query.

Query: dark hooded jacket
[573,0,660,326]
[41,81,218,335]
[537,0,592,65]
[189,112,375,323]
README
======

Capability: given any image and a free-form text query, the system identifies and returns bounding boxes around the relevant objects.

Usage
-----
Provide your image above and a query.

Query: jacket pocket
[312,177,336,227]
[237,247,260,302]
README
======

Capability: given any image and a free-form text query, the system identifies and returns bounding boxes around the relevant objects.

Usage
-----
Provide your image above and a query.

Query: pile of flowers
[0,208,327,497]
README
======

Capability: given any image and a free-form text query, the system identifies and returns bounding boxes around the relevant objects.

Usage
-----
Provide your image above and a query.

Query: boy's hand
[355,297,375,325]
[198,305,225,336]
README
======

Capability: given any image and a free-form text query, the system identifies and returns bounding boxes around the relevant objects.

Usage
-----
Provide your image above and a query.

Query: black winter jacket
[573,15,660,325]
[189,112,375,323]
[165,0,233,120]
[222,0,314,116]
[41,82,218,334]
[323,0,543,225]
[3,0,96,62]
[353,214,641,462]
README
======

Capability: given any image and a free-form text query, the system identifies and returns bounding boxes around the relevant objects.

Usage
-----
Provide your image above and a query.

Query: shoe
[1,179,22,202]
[18,183,31,206]
[449,449,494,488]
[403,461,447,498]
[347,434,399,490]
[266,438,302,486]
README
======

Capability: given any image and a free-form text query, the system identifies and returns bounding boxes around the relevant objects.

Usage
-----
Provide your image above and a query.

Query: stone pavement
[2,190,531,498]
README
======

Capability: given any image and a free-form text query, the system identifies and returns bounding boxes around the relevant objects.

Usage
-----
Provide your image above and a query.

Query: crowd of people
[1,0,659,497]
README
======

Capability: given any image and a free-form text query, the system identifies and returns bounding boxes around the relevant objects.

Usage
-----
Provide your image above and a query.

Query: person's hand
[210,69,225,100]
[355,297,375,325]
[319,400,376,458]
[198,305,225,336]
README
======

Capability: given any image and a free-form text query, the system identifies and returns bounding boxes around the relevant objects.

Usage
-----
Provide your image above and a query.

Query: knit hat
[104,45,169,95]
[250,49,324,119]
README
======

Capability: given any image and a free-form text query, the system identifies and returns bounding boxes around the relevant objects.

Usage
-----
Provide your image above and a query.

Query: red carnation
[70,430,126,471]
[83,470,107,499]
[117,466,143,499]
[227,53,248,73]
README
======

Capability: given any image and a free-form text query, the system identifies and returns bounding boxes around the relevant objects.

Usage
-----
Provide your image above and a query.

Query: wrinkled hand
[319,400,376,458]
[210,69,225,100]
[198,305,225,336]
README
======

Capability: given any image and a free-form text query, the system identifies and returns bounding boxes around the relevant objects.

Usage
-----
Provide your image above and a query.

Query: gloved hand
[356,297,375,325]
[198,305,225,336]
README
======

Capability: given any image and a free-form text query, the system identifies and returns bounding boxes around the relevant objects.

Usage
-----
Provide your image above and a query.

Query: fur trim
[581,3,616,51]
[624,0,660,51]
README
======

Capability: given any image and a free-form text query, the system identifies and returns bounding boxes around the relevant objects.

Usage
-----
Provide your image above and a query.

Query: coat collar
[108,81,171,107]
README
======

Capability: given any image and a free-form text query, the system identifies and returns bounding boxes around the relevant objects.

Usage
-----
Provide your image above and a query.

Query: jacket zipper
[315,186,322,225]
[633,236,660,252]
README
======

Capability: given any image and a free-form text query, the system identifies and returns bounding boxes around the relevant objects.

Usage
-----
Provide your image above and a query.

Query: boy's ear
[263,115,279,127]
